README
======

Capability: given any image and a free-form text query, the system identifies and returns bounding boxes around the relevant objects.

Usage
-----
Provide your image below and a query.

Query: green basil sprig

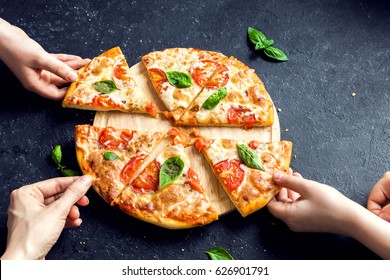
[202,87,228,110]
[237,143,264,171]
[166,71,192,88]
[159,156,184,189]
[103,152,120,160]
[248,27,288,62]
[93,80,118,94]
[205,246,234,260]
[51,145,80,176]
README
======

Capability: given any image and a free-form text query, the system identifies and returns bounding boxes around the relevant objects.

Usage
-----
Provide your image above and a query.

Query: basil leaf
[265,39,274,47]
[93,80,118,94]
[166,71,192,88]
[202,87,228,110]
[159,156,184,189]
[103,152,120,160]
[51,145,62,165]
[248,27,267,46]
[248,26,288,62]
[263,46,288,61]
[237,144,264,171]
[205,246,234,260]
[61,167,80,177]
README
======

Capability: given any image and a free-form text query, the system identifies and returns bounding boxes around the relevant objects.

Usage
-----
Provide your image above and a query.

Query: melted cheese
[180,57,273,126]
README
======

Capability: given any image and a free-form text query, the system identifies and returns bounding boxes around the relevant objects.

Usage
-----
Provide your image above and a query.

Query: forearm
[0,18,21,61]
[345,201,390,259]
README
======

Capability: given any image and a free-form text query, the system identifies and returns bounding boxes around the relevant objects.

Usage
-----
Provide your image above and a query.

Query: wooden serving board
[94,62,280,216]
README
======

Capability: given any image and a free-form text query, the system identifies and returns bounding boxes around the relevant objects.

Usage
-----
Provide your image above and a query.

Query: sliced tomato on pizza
[63,46,157,117]
[75,125,165,205]
[178,56,274,129]
[114,142,218,229]
[195,136,292,217]
[142,48,228,122]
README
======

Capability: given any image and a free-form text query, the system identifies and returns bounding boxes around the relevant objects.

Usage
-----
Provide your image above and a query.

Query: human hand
[267,172,357,235]
[367,171,390,222]
[0,18,89,100]
[1,175,92,260]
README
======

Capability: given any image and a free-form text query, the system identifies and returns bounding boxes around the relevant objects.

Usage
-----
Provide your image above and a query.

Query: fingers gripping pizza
[75,125,165,205]
[63,47,157,117]
[195,137,293,217]
[114,142,218,229]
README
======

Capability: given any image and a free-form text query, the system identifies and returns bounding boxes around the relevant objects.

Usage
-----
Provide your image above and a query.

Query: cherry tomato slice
[91,95,122,110]
[194,137,212,152]
[205,65,229,89]
[131,160,160,193]
[248,140,259,150]
[113,65,128,80]
[186,168,204,192]
[191,60,220,87]
[213,159,244,191]
[149,68,167,92]
[227,106,256,129]
[98,127,134,149]
[120,154,148,185]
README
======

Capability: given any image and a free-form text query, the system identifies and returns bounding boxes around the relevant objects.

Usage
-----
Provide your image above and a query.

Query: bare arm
[267,172,390,259]
[0,18,89,100]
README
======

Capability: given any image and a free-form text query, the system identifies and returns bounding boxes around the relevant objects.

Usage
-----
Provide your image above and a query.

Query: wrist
[1,237,43,260]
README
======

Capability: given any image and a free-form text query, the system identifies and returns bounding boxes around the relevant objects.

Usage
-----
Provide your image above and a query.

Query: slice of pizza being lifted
[195,136,292,217]
[63,47,157,117]
[75,125,165,205]
[142,48,228,121]
[178,57,274,129]
[114,141,218,229]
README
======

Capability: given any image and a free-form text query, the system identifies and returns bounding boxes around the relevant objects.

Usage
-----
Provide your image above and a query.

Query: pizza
[142,48,228,121]
[178,57,274,129]
[195,136,292,217]
[71,47,292,227]
[114,142,218,229]
[75,124,217,229]
[63,46,157,117]
[75,124,165,204]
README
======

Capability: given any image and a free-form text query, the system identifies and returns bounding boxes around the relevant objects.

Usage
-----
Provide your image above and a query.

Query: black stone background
[0,0,389,259]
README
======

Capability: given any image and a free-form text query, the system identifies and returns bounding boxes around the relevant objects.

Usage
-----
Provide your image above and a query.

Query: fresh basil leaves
[93,80,118,94]
[237,143,264,171]
[103,152,120,161]
[159,156,184,189]
[205,246,234,260]
[51,145,80,176]
[202,87,228,110]
[166,71,192,88]
[248,27,288,62]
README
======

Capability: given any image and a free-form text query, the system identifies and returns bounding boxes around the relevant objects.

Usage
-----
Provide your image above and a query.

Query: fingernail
[68,71,78,81]
[79,175,92,184]
[274,171,284,180]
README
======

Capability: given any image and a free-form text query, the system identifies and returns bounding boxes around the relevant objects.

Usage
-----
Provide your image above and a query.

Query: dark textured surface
[0,0,389,260]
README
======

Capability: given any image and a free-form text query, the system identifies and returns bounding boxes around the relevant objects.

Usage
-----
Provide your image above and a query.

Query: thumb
[378,204,390,222]
[273,172,312,196]
[52,175,92,214]
[39,52,78,82]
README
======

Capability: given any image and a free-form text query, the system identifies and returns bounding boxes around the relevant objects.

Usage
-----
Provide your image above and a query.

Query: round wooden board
[94,62,280,216]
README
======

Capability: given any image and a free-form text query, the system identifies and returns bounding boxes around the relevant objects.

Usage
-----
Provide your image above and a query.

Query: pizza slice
[114,142,218,229]
[142,48,228,121]
[63,47,157,117]
[75,125,165,205]
[177,56,274,129]
[195,136,292,217]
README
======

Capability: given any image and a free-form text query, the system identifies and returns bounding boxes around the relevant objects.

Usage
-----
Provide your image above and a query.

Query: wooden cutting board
[94,62,280,216]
